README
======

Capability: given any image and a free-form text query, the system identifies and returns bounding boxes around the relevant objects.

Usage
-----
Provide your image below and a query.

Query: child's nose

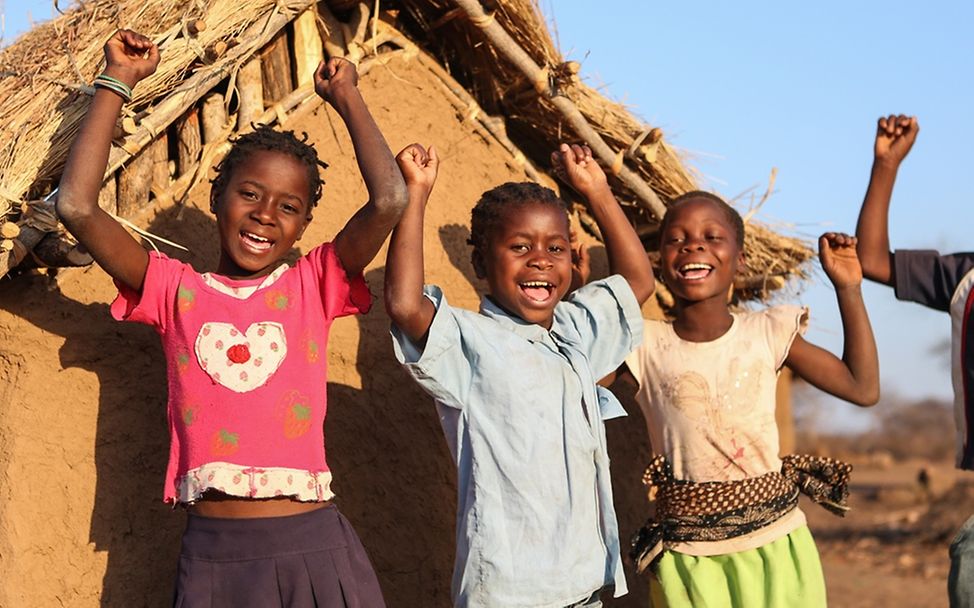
[528,252,554,269]
[250,201,276,224]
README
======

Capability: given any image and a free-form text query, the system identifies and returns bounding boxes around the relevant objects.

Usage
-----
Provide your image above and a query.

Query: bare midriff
[188,491,331,518]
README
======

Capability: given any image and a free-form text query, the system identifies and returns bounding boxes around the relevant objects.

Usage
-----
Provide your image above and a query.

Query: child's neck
[216,254,283,281]
[672,299,734,342]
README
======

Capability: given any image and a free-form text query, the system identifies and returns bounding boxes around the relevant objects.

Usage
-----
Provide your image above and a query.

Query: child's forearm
[331,88,407,216]
[584,186,655,303]
[384,186,435,344]
[57,71,150,291]
[855,160,899,285]
[57,77,131,224]
[329,88,407,275]
[836,284,880,406]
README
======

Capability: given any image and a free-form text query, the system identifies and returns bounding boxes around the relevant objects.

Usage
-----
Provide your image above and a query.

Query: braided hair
[661,190,745,248]
[469,181,568,247]
[210,127,328,212]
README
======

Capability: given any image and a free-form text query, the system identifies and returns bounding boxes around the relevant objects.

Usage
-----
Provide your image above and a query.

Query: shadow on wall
[324,222,491,606]
[0,203,223,605]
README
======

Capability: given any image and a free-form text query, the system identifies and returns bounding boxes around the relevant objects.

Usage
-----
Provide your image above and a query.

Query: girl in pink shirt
[56,31,406,606]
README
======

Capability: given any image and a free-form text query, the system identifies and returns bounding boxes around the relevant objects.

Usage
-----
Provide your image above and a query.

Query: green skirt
[648,525,826,608]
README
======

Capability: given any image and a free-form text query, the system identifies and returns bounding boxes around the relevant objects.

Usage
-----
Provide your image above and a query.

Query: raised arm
[551,143,655,304]
[318,57,407,277]
[384,144,439,345]
[855,114,919,285]
[56,30,160,292]
[786,233,879,407]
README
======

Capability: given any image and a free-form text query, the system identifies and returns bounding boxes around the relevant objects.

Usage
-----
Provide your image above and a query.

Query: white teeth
[244,232,270,243]
[521,281,552,287]
[680,263,712,271]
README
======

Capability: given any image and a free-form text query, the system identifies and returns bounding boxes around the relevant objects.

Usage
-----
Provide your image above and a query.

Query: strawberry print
[181,405,196,426]
[175,352,191,375]
[226,343,251,364]
[264,289,291,311]
[211,429,240,457]
[301,332,321,364]
[280,390,313,439]
[177,285,196,312]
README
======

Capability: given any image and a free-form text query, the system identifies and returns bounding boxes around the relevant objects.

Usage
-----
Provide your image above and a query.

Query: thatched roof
[0,0,813,301]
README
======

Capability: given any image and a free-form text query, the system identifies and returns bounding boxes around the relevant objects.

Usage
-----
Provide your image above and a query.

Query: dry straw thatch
[0,0,813,301]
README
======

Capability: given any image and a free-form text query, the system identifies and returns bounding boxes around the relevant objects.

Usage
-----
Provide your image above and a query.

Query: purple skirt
[173,505,386,607]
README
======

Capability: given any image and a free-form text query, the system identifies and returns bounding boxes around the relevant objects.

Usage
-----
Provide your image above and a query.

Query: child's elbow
[854,386,881,408]
[629,276,655,306]
[375,180,409,216]
[383,290,417,327]
[54,192,91,228]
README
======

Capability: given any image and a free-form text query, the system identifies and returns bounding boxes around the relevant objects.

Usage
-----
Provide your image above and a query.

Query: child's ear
[471,249,487,280]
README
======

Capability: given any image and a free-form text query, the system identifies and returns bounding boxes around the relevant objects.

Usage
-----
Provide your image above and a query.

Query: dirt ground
[806,459,974,608]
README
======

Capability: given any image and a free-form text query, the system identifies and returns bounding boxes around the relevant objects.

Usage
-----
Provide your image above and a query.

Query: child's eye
[511,244,529,253]
[281,203,299,214]
[241,190,258,200]
[548,245,566,253]
[706,234,723,241]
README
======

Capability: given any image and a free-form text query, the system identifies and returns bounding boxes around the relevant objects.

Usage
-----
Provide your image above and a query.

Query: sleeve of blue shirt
[555,274,644,379]
[894,250,974,312]
[390,285,472,410]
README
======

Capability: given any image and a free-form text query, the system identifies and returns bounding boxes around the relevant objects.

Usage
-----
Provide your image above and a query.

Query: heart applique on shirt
[195,322,287,393]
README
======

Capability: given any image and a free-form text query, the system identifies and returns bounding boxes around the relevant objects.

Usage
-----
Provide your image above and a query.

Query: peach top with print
[111,244,371,504]
[625,306,808,556]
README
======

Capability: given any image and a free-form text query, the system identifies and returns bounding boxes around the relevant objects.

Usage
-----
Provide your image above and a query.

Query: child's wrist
[101,65,142,89]
[324,84,362,111]
[580,182,613,203]
[872,156,901,172]
[834,283,863,296]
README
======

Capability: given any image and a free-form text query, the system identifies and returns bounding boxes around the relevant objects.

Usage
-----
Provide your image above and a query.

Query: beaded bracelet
[93,74,133,102]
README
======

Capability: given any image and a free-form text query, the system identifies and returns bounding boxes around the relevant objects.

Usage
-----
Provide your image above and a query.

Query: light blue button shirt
[392,276,641,608]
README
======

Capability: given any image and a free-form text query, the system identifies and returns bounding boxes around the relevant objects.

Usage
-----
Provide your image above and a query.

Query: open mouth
[678,262,713,281]
[240,230,274,252]
[519,280,555,302]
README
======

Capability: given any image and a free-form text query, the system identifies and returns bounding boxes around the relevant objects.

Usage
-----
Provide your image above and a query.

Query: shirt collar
[479,295,554,345]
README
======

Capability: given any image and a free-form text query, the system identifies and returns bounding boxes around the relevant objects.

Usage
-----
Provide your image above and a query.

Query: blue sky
[4,1,973,430]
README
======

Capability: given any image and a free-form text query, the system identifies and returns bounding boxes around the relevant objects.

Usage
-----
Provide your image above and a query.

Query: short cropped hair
[661,190,745,248]
[210,126,328,210]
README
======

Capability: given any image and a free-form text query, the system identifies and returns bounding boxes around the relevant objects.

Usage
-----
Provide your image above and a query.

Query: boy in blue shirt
[384,142,655,607]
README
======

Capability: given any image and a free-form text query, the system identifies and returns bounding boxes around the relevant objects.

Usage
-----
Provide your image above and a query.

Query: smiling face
[659,197,744,305]
[212,149,313,279]
[477,201,573,328]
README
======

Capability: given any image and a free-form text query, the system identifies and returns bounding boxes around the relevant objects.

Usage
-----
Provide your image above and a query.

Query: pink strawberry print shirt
[111,243,371,504]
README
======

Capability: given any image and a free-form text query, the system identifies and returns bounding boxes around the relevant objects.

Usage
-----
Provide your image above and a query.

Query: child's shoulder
[734,305,809,358]
[739,304,808,333]
[143,249,197,283]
